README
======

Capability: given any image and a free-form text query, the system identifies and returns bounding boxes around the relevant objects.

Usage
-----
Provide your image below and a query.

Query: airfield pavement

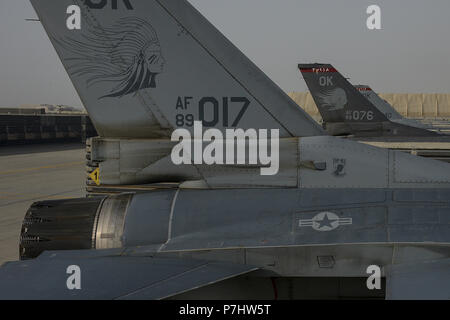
[0,143,86,265]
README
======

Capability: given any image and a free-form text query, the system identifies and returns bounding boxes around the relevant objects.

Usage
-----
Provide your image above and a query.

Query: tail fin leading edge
[31,0,324,138]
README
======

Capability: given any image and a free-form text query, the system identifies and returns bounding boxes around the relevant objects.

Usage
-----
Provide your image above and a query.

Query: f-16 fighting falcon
[298,63,447,138]
[0,0,448,300]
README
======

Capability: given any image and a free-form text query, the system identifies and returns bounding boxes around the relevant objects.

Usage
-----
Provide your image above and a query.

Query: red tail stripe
[299,67,338,73]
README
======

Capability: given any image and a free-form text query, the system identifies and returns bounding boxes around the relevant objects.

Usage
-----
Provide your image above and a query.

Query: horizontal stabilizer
[355,85,403,121]
[0,250,257,300]
[355,85,433,130]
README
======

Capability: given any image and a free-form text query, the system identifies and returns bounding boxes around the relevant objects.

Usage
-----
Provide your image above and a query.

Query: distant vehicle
[298,63,445,137]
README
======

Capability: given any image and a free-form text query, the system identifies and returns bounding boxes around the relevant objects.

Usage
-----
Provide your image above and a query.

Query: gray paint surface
[0,187,449,299]
[88,135,450,189]
[3,1,450,108]
[355,85,438,132]
[0,251,257,300]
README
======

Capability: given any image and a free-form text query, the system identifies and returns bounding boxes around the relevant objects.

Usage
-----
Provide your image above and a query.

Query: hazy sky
[1,0,449,108]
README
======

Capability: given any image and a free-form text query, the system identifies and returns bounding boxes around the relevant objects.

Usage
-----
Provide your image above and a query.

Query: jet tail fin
[298,63,387,125]
[31,0,324,138]
[0,250,258,299]
[386,259,450,300]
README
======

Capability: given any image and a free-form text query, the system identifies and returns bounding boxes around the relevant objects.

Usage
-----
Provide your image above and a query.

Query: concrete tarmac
[0,143,85,265]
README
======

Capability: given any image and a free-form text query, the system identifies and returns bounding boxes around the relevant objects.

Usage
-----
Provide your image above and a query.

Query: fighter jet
[298,63,446,138]
[0,0,449,300]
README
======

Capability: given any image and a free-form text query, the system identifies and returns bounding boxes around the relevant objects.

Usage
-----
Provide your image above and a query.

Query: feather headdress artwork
[56,17,165,99]
[316,88,347,111]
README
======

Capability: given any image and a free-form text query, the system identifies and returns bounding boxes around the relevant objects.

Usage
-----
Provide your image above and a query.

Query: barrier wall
[2,92,449,145]
[288,92,450,119]
[0,114,97,144]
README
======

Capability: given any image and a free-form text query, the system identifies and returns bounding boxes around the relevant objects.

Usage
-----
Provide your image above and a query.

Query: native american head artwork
[56,17,165,99]
[316,87,348,111]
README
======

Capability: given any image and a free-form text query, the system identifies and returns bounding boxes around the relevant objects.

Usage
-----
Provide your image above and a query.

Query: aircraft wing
[386,258,450,300]
[0,250,258,300]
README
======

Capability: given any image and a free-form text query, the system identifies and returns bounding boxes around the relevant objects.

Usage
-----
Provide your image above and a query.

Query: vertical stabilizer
[31,0,324,138]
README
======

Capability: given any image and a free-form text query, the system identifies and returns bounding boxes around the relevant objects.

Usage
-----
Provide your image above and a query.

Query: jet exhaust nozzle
[19,194,133,260]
